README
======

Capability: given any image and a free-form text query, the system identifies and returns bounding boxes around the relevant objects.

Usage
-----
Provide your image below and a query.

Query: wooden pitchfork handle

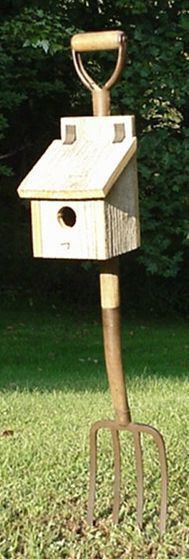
[71,30,126,116]
[71,30,130,425]
[71,30,126,89]
[71,30,168,533]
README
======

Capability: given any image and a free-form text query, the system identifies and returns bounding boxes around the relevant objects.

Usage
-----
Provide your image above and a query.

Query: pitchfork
[71,30,168,534]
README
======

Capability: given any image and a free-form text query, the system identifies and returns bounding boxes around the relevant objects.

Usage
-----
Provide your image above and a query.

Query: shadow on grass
[0,292,188,392]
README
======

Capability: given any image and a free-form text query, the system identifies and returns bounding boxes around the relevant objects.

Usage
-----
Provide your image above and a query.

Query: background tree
[0,0,189,312]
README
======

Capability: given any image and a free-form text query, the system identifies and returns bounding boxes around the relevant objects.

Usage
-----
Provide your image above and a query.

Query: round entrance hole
[57,206,77,228]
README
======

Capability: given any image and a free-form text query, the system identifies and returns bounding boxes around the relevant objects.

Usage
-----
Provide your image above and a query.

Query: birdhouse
[17,115,140,260]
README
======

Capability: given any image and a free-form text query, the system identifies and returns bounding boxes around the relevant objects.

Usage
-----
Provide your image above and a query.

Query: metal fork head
[87,419,168,535]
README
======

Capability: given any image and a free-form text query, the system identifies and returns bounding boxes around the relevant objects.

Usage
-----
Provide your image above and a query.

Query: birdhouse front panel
[18,115,140,260]
[31,199,107,260]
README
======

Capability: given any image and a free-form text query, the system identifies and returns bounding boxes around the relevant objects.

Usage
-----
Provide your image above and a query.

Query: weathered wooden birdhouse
[17,115,140,260]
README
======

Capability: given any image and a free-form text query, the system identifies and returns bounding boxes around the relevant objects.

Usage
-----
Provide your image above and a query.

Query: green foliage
[111,0,189,276]
[138,127,189,276]
[0,0,189,281]
[0,3,82,181]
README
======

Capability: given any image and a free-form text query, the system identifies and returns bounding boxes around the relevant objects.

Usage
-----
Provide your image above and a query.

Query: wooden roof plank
[18,116,137,200]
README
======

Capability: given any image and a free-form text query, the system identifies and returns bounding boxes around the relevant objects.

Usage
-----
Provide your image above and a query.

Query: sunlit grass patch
[0,300,188,557]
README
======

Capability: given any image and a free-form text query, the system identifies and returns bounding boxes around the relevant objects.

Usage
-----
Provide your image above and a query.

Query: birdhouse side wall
[104,155,140,257]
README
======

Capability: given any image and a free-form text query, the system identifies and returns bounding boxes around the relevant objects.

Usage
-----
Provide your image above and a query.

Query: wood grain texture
[31,201,42,257]
[30,200,107,260]
[100,259,120,308]
[104,154,140,257]
[101,307,131,424]
[18,116,136,200]
[19,115,140,260]
[30,154,140,260]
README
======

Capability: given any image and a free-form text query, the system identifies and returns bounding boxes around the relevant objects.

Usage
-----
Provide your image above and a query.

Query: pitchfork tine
[128,423,168,534]
[133,430,144,530]
[87,420,121,525]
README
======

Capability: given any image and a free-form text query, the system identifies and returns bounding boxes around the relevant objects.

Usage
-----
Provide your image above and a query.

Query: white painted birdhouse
[17,115,140,260]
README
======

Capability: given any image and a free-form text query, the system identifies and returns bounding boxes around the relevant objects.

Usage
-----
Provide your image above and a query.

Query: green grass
[0,296,189,558]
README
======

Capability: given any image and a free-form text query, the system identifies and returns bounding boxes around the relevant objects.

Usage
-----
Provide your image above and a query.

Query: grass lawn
[0,294,189,558]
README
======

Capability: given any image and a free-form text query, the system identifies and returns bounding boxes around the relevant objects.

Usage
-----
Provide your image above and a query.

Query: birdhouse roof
[18,116,137,200]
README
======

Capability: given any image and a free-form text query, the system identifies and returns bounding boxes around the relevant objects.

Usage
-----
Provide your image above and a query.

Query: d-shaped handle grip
[71,30,126,52]
[71,30,126,92]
